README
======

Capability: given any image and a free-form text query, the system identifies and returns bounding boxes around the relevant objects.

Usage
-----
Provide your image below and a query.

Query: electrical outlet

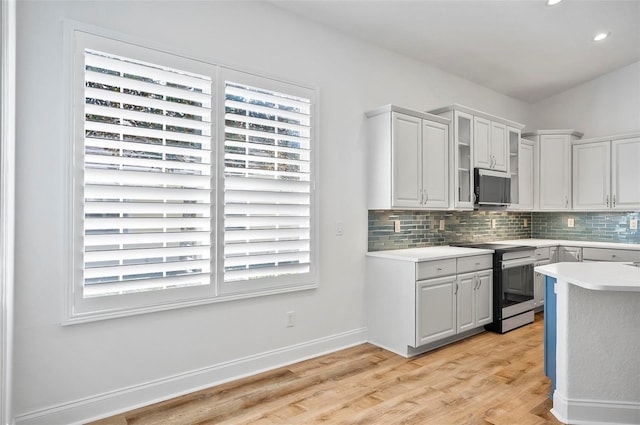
[491,219,497,229]
[336,221,344,236]
[523,218,528,228]
[286,311,295,328]
[630,219,638,230]
[394,220,401,233]
[439,219,445,231]
[567,218,574,228]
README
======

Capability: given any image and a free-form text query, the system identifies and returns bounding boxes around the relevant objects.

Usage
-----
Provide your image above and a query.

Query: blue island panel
[544,275,557,400]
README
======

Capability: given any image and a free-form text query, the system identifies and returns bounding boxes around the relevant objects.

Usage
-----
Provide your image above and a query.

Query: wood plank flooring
[90,314,562,425]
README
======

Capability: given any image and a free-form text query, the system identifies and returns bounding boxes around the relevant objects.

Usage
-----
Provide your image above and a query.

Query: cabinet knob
[437,267,442,271]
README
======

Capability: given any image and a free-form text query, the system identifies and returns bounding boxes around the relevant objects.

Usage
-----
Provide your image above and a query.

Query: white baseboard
[552,391,640,425]
[14,327,367,425]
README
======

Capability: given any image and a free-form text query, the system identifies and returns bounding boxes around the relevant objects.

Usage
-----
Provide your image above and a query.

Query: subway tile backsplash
[368,210,532,251]
[368,210,640,251]
[532,211,640,244]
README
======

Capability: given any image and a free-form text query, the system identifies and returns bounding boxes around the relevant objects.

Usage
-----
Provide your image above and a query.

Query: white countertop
[366,246,494,262]
[489,239,640,250]
[535,262,640,292]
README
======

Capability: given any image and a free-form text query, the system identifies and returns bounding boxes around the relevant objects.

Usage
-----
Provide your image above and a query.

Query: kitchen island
[535,262,640,425]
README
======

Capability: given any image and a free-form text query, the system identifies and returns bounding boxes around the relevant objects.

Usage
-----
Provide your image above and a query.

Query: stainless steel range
[452,243,536,333]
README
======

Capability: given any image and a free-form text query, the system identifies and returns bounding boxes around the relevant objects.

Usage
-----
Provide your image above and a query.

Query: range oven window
[501,263,534,307]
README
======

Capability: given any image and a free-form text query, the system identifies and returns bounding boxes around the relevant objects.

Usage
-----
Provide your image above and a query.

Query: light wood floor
[91,314,561,425]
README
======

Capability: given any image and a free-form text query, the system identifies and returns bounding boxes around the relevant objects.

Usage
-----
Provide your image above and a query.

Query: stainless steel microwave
[474,168,511,206]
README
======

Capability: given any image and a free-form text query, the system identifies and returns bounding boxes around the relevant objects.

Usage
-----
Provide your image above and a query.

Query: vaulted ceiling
[272,0,640,102]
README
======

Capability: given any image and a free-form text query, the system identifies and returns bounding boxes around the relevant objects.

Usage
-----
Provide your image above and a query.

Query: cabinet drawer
[582,248,640,262]
[534,247,550,261]
[416,259,457,280]
[456,255,492,274]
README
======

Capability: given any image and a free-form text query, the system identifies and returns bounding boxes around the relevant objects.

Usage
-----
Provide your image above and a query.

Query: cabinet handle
[425,192,428,204]
[455,283,458,295]
[565,196,569,208]
[437,267,443,271]
[606,195,609,207]
[613,194,616,208]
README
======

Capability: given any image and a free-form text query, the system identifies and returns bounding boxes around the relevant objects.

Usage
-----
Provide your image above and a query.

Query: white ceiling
[271,0,640,103]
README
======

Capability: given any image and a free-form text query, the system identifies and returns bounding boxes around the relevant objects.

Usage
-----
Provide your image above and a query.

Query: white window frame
[1,0,16,421]
[65,24,219,324]
[64,22,319,325]
[218,68,319,297]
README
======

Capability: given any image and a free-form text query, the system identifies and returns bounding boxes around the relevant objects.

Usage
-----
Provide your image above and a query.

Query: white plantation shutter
[223,80,314,289]
[82,48,213,298]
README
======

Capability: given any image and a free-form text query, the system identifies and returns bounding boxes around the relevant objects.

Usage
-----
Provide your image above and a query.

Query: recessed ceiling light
[547,0,563,6]
[593,32,611,42]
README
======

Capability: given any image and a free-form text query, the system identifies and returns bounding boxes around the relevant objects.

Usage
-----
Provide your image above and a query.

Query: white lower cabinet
[416,276,457,346]
[559,246,582,262]
[456,269,493,333]
[367,253,493,357]
[533,247,554,310]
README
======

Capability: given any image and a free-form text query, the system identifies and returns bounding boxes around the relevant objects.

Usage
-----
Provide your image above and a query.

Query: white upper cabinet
[513,138,534,210]
[473,117,508,172]
[429,104,524,209]
[366,105,450,210]
[612,136,640,210]
[523,130,583,211]
[452,111,474,209]
[392,113,423,207]
[573,133,640,211]
[573,141,610,210]
[473,117,491,170]
[490,121,508,171]
[422,119,450,208]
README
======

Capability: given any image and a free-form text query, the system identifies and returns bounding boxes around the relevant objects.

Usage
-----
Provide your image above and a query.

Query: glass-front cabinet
[508,126,521,205]
[454,111,474,209]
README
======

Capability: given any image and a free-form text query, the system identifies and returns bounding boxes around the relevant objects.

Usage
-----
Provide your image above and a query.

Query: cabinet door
[392,113,422,207]
[549,246,558,263]
[612,137,640,210]
[534,261,550,308]
[473,117,491,169]
[422,120,449,209]
[454,111,474,209]
[572,141,610,210]
[416,276,457,346]
[475,270,493,327]
[559,247,581,262]
[517,139,534,210]
[539,135,571,210]
[456,273,476,333]
[491,122,508,172]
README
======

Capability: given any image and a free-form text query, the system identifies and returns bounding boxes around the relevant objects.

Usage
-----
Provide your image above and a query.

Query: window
[67,27,317,324]
[69,31,217,322]
[221,72,316,295]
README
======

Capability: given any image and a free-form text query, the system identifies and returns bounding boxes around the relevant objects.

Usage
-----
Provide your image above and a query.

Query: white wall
[528,61,640,138]
[13,1,528,422]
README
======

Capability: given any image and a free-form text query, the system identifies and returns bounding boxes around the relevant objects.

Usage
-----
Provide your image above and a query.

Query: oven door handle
[501,258,536,269]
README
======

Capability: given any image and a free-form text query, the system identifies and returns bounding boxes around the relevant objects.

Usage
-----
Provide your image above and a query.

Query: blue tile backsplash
[368,210,640,251]
[531,211,640,244]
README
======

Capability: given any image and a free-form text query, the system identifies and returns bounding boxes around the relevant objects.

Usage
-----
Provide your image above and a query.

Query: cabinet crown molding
[428,104,525,130]
[522,129,584,138]
[365,104,450,125]
[571,131,640,145]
